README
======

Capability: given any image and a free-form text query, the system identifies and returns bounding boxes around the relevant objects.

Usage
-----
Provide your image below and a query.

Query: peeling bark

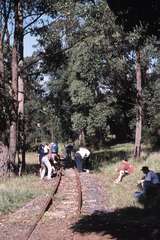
[134,49,142,159]
[0,33,4,87]
[79,129,86,146]
[17,1,25,173]
[9,46,18,169]
[9,1,19,170]
[0,142,9,178]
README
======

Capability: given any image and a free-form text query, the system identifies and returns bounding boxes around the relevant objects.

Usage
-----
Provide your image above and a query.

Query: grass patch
[25,152,38,164]
[0,152,51,214]
[96,143,160,210]
[0,175,50,214]
[91,143,135,169]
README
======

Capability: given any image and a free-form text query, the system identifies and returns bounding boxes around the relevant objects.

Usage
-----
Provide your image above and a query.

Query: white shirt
[145,170,160,184]
[77,147,90,159]
[44,145,49,154]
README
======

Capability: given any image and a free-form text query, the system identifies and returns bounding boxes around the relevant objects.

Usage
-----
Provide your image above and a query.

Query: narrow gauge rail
[74,168,82,218]
[24,167,82,240]
[25,168,63,240]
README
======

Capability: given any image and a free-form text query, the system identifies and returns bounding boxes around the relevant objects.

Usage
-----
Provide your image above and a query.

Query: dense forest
[1,0,160,177]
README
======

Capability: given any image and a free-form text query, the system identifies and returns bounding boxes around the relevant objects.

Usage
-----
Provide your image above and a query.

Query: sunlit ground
[97,143,160,209]
[1,145,160,215]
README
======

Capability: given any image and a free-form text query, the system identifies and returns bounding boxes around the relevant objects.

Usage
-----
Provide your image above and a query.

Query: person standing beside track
[39,143,52,180]
[75,146,90,172]
[50,140,59,162]
[64,141,74,167]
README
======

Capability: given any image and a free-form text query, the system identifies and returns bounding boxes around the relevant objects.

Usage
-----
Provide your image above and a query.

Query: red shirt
[118,161,134,174]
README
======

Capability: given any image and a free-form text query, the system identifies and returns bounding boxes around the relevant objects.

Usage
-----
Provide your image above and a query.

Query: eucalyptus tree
[107,0,160,158]
[10,0,64,172]
[0,6,4,87]
[141,41,160,148]
[36,0,136,146]
[64,1,137,145]
[0,0,62,176]
[28,0,160,152]
[0,0,12,176]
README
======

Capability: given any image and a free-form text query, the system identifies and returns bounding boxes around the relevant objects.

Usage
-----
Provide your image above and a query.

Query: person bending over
[75,147,90,172]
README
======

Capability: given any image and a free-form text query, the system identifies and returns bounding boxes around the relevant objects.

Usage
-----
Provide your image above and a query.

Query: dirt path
[29,168,79,240]
[1,169,160,240]
[0,169,111,240]
[72,173,160,240]
[73,172,114,240]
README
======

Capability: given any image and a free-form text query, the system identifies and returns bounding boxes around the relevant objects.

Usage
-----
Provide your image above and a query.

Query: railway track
[0,168,109,240]
[25,167,82,240]
[24,168,63,240]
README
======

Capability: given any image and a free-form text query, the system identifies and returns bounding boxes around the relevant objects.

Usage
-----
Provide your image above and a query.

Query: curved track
[0,168,111,240]
[26,168,82,240]
[25,168,63,240]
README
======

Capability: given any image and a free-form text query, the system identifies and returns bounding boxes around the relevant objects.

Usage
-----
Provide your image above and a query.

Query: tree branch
[2,0,12,43]
[23,35,96,71]
[23,13,45,31]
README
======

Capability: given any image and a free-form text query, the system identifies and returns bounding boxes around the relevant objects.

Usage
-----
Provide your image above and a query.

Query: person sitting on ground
[75,146,90,172]
[114,159,134,183]
[137,166,160,193]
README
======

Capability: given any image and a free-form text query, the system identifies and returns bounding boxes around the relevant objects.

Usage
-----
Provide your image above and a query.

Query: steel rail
[74,168,82,218]
[25,168,63,240]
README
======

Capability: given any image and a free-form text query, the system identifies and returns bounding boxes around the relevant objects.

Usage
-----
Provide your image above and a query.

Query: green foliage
[71,113,87,131]
[69,80,94,106]
[21,0,160,149]
[87,102,112,136]
[32,0,136,145]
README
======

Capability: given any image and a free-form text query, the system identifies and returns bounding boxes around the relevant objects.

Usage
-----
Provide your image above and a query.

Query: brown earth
[0,169,160,240]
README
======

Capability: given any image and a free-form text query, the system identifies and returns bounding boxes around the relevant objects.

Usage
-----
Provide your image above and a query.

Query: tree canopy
[1,0,160,177]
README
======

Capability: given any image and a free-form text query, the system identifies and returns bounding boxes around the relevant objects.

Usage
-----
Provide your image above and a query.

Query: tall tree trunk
[17,1,25,173]
[79,128,86,146]
[0,29,7,142]
[0,3,3,86]
[9,46,18,170]
[0,142,9,178]
[9,1,19,172]
[134,49,142,159]
[0,32,4,87]
[0,21,9,177]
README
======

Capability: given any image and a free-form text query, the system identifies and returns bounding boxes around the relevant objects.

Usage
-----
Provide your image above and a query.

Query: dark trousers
[75,152,82,172]
[83,156,90,169]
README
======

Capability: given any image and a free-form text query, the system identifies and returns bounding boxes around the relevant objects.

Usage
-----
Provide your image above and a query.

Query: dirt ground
[0,169,160,240]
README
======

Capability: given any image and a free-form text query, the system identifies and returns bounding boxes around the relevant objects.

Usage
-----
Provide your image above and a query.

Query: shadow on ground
[24,161,75,175]
[71,207,160,240]
[25,164,39,175]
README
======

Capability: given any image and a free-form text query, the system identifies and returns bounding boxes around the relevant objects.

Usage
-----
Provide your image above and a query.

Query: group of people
[38,141,59,180]
[38,141,91,180]
[114,159,160,200]
[38,141,160,202]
